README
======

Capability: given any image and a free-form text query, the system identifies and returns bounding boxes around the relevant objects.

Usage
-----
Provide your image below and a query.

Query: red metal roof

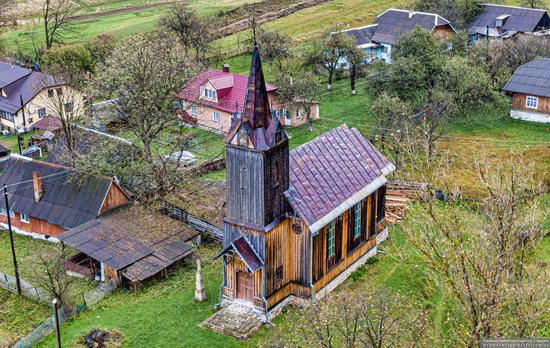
[176,67,277,114]
[285,124,395,232]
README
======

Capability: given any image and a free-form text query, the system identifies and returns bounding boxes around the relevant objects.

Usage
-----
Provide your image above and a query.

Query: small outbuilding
[502,58,550,123]
[58,204,200,288]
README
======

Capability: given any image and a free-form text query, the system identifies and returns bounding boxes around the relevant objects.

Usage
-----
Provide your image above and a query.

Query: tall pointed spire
[225,45,286,150]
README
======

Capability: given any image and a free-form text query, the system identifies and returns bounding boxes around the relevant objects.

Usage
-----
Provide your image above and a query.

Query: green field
[2,0,260,55]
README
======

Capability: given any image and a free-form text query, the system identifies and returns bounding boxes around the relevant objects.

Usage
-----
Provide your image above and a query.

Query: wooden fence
[160,200,224,241]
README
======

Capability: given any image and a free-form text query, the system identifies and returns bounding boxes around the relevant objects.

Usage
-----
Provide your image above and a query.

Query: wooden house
[468,4,550,42]
[58,204,198,287]
[335,9,456,65]
[503,58,550,123]
[0,155,131,239]
[215,47,396,321]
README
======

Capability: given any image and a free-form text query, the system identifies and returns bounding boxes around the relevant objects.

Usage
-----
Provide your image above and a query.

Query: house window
[354,202,361,239]
[56,88,63,96]
[278,108,285,118]
[64,102,73,113]
[204,89,217,99]
[38,108,47,118]
[526,96,538,109]
[175,100,184,109]
[48,89,54,98]
[212,111,220,122]
[20,213,29,223]
[327,221,336,257]
[0,111,14,122]
[28,118,33,124]
[191,106,199,115]
[296,110,302,119]
[0,208,14,217]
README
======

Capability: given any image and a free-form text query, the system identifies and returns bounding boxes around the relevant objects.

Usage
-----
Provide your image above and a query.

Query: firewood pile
[386,181,431,224]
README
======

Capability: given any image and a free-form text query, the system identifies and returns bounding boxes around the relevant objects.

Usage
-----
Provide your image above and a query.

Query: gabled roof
[0,156,124,229]
[502,58,550,98]
[468,4,549,35]
[214,236,264,272]
[225,46,287,150]
[176,67,277,115]
[58,204,198,281]
[32,115,63,132]
[285,124,395,234]
[336,24,379,47]
[373,9,455,45]
[0,62,58,115]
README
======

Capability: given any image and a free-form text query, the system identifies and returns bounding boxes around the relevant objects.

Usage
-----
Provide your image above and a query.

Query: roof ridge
[481,3,547,11]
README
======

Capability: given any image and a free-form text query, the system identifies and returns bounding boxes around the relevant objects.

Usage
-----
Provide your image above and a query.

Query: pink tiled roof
[176,68,277,114]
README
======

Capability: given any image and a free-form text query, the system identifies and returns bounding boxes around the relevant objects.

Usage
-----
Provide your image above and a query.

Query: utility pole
[16,130,22,155]
[52,298,62,348]
[4,184,21,295]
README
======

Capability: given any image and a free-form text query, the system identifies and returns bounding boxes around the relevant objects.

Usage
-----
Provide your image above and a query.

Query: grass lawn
[0,130,38,154]
[0,288,52,347]
[2,0,261,55]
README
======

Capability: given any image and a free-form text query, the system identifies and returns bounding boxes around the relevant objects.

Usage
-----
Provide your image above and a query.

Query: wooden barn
[502,58,550,123]
[58,204,199,287]
[0,155,130,239]
[215,46,396,321]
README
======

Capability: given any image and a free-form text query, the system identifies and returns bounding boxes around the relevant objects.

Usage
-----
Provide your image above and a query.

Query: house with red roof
[176,65,319,133]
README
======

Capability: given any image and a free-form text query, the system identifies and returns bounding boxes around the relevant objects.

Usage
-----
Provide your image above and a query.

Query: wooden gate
[236,271,254,303]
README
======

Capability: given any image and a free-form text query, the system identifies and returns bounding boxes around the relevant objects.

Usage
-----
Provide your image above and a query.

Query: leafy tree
[254,27,293,73]
[86,34,117,67]
[43,0,79,49]
[367,28,496,160]
[308,31,357,90]
[275,58,321,132]
[95,33,196,164]
[414,0,482,29]
[42,44,95,75]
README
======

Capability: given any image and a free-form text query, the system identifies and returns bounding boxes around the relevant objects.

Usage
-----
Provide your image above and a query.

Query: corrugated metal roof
[502,58,550,98]
[285,125,395,233]
[0,156,114,228]
[468,4,549,35]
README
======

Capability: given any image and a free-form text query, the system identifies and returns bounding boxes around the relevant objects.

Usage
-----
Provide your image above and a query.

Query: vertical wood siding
[99,182,130,215]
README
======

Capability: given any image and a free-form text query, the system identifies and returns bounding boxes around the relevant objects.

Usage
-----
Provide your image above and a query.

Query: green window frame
[327,221,336,257]
[354,202,361,239]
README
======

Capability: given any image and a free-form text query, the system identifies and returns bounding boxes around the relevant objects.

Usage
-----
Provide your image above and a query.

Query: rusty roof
[58,204,198,280]
[285,124,395,233]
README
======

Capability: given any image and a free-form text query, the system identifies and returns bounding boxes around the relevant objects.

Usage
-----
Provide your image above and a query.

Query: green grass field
[2,0,260,55]
[0,288,52,347]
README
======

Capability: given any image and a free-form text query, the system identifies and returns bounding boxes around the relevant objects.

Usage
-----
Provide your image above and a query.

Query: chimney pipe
[222,64,230,73]
[32,172,43,203]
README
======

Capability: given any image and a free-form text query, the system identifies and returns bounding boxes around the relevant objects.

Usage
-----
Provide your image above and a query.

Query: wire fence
[3,274,115,348]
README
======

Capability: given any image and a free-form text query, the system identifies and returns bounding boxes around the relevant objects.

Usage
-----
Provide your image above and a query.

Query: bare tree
[268,289,431,348]
[275,60,320,132]
[254,27,293,73]
[307,30,357,90]
[37,66,89,165]
[402,156,548,347]
[31,248,76,307]
[43,0,79,49]
[160,2,214,62]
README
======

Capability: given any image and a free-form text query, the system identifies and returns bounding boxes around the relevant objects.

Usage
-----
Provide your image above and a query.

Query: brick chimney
[32,172,43,203]
[222,64,230,73]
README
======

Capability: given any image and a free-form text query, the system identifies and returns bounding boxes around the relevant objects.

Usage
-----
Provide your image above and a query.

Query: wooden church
[215,45,396,321]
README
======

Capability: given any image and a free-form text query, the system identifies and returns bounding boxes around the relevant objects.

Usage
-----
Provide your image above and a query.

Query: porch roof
[214,236,264,272]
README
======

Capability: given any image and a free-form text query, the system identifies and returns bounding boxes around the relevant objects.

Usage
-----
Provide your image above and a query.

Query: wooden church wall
[226,145,267,227]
